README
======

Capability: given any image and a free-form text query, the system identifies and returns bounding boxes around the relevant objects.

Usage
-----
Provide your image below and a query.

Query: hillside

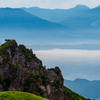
[0,88,90,100]
[0,91,48,100]
[64,86,90,100]
[0,40,67,100]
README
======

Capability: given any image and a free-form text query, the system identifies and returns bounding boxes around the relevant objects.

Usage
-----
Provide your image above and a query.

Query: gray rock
[0,40,67,100]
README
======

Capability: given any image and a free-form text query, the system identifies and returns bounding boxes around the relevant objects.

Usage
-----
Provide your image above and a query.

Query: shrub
[53,79,61,89]
[35,84,44,97]
[18,45,36,62]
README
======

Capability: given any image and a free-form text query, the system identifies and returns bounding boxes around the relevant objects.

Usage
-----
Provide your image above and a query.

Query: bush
[53,79,61,89]
[35,84,44,97]
[18,45,36,62]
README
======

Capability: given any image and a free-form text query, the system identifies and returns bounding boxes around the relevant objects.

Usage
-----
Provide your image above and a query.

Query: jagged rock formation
[0,40,67,100]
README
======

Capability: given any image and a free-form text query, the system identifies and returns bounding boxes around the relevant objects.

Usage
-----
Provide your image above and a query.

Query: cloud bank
[34,49,100,80]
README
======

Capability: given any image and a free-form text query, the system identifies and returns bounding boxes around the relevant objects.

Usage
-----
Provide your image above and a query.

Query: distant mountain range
[0,5,100,46]
[0,7,67,44]
[0,8,66,30]
[64,78,100,99]
[22,4,100,29]
[22,4,90,23]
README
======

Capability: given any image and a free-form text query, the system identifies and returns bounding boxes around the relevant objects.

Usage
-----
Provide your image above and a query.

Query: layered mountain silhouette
[22,4,100,29]
[64,78,100,99]
[22,4,90,23]
[0,7,68,44]
[0,8,66,30]
[0,5,100,47]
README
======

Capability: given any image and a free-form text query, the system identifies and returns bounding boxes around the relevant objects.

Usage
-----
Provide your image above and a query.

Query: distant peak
[74,78,89,82]
[74,4,90,10]
[77,4,85,6]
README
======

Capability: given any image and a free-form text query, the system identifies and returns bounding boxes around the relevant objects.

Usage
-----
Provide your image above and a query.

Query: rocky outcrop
[0,40,67,100]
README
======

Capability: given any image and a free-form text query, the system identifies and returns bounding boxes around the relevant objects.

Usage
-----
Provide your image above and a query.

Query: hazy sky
[0,0,100,9]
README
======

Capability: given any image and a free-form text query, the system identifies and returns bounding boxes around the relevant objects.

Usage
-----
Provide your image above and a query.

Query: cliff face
[0,40,67,100]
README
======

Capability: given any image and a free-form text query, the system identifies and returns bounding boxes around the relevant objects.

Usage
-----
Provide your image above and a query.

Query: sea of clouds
[34,49,100,81]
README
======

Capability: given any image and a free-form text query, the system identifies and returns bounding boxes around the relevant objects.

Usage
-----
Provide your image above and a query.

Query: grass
[0,91,48,100]
[64,86,91,100]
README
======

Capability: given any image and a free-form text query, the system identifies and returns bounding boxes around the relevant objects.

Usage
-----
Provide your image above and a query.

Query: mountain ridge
[22,5,100,29]
[0,39,67,100]
[0,8,66,30]
[22,4,90,23]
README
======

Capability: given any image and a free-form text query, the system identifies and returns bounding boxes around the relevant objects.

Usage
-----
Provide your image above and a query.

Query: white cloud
[33,49,100,80]
[34,49,100,59]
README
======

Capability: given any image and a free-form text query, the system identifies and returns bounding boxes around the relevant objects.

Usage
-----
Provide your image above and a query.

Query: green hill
[0,88,91,100]
[0,91,48,100]
[64,86,91,100]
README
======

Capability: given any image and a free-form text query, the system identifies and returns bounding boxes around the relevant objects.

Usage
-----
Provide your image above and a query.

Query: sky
[0,0,100,9]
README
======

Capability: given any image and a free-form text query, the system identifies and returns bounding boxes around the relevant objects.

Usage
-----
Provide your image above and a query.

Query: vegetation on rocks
[64,86,91,100]
[53,79,61,89]
[0,40,13,54]
[0,40,14,62]
[18,44,36,62]
[0,75,11,91]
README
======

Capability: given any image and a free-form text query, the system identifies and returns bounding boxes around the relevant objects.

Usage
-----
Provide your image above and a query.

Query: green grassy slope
[64,86,91,100]
[0,91,48,100]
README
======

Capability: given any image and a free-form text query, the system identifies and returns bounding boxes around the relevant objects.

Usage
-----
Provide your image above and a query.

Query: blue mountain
[22,5,100,29]
[22,4,90,23]
[22,7,68,22]
[64,79,100,99]
[0,8,66,30]
[60,5,100,29]
[73,4,90,10]
[0,6,100,47]
[0,8,68,45]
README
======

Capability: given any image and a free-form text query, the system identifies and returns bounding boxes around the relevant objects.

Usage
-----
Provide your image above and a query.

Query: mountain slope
[0,8,66,30]
[64,78,100,99]
[0,40,67,100]
[64,86,90,100]
[0,7,68,46]
[0,7,68,45]
[60,5,100,29]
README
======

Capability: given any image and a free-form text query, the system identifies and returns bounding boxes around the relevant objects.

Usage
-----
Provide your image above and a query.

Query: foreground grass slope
[64,86,91,100]
[0,91,48,100]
